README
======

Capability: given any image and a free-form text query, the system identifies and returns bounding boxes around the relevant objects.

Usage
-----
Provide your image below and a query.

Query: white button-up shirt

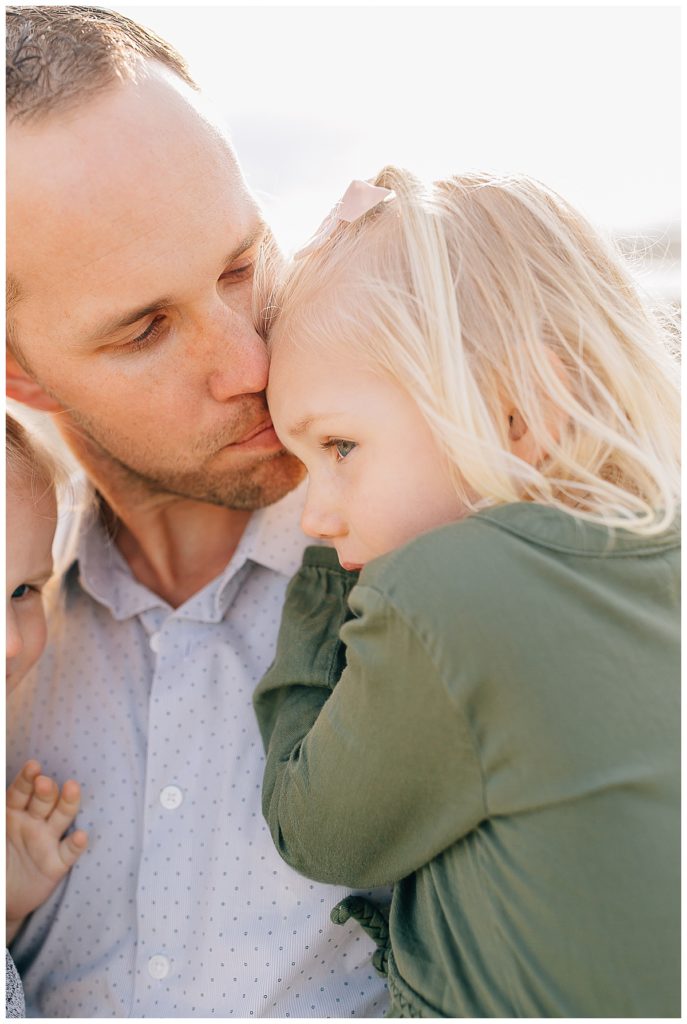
[7,482,390,1017]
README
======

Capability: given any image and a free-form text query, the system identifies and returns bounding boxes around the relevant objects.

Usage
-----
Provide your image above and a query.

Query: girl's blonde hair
[6,412,64,503]
[258,168,680,535]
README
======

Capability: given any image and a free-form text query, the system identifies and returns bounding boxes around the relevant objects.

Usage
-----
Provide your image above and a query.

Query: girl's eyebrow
[13,564,54,587]
[289,413,345,437]
[29,560,54,580]
[289,415,318,437]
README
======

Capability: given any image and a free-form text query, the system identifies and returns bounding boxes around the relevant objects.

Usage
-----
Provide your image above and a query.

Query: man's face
[7,64,304,509]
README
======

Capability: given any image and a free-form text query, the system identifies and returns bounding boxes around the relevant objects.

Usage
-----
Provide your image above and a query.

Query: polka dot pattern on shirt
[8,483,390,1017]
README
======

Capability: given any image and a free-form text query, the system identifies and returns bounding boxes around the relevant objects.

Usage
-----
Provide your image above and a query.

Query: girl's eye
[334,440,357,460]
[11,583,33,600]
[127,315,165,353]
[321,439,358,461]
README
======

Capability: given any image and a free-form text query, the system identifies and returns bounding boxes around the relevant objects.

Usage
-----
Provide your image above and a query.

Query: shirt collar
[61,478,309,623]
[206,478,310,622]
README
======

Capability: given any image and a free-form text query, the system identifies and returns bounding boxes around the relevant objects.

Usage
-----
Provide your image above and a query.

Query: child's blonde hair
[6,413,63,503]
[259,168,680,536]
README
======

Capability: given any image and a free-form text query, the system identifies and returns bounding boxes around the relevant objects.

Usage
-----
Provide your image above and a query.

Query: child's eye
[11,583,33,600]
[334,440,357,460]
[321,439,358,462]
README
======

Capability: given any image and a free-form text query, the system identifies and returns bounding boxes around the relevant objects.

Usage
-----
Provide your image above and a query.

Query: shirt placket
[132,606,195,1014]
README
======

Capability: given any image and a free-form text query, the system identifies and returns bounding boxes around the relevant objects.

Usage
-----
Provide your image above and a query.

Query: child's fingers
[58,828,88,869]
[47,779,82,837]
[6,760,42,810]
[26,775,60,819]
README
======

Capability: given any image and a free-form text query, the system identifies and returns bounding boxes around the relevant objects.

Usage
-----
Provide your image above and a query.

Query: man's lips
[227,420,282,451]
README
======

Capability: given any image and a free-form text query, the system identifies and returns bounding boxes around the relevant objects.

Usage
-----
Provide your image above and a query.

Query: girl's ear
[508,410,528,443]
[506,407,546,465]
[507,350,570,465]
[6,351,64,412]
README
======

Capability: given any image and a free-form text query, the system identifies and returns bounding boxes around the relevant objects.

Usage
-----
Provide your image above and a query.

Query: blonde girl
[253,170,680,1017]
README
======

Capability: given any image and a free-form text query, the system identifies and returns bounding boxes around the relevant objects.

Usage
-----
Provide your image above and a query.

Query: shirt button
[149,632,161,653]
[159,785,183,810]
[148,954,170,979]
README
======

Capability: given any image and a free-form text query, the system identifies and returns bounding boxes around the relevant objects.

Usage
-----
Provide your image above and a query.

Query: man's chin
[154,448,306,511]
[223,449,306,510]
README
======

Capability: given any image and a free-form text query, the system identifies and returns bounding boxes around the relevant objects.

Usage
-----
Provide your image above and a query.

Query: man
[6,7,389,1017]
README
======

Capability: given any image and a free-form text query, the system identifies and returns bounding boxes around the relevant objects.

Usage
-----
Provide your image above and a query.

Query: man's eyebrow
[85,222,269,344]
[87,299,173,343]
[227,221,268,264]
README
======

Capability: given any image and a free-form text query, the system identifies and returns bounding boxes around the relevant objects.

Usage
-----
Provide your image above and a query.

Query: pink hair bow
[294,179,395,259]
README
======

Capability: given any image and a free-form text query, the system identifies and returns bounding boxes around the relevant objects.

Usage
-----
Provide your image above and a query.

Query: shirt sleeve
[253,548,486,889]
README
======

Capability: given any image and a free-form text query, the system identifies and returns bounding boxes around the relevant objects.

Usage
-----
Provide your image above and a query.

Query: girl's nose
[300,497,347,541]
[6,606,23,660]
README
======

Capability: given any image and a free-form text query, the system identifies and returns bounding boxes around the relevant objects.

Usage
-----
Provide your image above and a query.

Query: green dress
[253,503,680,1017]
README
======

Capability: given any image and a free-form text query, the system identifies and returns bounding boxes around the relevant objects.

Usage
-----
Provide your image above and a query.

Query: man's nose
[6,605,23,660]
[204,304,270,402]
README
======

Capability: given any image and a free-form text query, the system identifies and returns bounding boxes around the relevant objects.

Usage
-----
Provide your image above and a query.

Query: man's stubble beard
[59,404,306,511]
[119,445,306,511]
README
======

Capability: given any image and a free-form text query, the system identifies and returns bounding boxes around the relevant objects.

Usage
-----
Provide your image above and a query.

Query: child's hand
[6,760,88,943]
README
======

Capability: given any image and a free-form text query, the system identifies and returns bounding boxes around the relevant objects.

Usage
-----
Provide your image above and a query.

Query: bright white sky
[119,5,680,252]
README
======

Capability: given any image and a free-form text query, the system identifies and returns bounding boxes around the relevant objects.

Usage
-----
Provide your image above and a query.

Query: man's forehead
[7,68,260,321]
[8,64,245,237]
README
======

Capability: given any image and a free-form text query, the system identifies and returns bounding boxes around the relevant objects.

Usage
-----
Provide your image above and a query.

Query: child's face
[6,477,56,693]
[268,342,465,569]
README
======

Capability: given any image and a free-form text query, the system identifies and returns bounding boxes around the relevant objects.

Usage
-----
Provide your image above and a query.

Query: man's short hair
[6,5,197,126]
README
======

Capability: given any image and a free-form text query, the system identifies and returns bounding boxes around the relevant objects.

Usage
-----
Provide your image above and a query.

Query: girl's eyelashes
[11,583,38,601]
[321,439,358,461]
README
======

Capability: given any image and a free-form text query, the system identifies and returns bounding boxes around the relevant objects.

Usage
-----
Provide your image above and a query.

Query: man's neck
[103,489,252,609]
[59,429,254,608]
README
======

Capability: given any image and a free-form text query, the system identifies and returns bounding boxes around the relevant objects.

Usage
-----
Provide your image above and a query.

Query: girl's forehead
[7,473,57,519]
[270,334,371,389]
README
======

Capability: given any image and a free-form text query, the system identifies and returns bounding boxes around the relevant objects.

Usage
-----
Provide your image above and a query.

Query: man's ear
[6,349,64,412]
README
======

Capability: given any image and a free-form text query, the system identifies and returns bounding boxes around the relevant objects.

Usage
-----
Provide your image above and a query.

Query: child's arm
[254,547,485,889]
[6,760,88,944]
